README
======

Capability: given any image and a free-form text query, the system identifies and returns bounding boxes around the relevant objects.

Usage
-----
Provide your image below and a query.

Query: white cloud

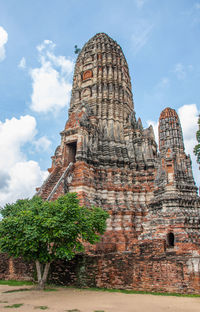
[173,63,194,80]
[0,115,48,207]
[135,0,146,9]
[147,120,158,143]
[156,77,170,89]
[30,40,74,113]
[0,26,8,61]
[18,57,26,69]
[33,136,51,152]
[182,3,200,25]
[131,20,153,54]
[178,104,199,186]
[147,104,200,187]
[173,63,186,80]
[178,104,198,143]
[195,2,200,10]
[37,39,55,52]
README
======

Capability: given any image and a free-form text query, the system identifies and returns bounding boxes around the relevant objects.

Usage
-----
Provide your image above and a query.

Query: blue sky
[0,0,200,206]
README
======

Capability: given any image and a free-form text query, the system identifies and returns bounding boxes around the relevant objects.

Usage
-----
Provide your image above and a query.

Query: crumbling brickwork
[3,33,200,293]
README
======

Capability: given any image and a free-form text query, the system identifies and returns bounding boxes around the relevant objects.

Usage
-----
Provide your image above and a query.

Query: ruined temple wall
[3,249,200,294]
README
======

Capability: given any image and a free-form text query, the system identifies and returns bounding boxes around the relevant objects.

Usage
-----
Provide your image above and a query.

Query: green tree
[194,115,200,165]
[0,193,109,289]
[74,45,81,54]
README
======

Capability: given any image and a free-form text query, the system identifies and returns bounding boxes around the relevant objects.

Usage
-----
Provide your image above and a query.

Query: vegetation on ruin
[194,115,200,164]
[74,45,81,54]
[0,193,109,290]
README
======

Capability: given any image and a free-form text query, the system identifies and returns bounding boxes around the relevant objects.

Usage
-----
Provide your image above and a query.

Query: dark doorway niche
[66,141,77,163]
[167,232,175,248]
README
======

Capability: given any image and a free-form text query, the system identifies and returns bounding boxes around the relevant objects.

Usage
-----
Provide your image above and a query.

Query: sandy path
[0,285,200,312]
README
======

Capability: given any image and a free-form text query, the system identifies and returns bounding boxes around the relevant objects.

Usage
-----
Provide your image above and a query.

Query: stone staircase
[37,163,73,200]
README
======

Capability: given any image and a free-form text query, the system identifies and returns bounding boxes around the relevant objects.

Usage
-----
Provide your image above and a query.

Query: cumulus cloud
[30,40,74,113]
[131,20,153,54]
[147,104,200,187]
[0,115,48,207]
[33,136,51,152]
[178,104,199,186]
[0,26,8,61]
[0,171,10,190]
[18,57,26,69]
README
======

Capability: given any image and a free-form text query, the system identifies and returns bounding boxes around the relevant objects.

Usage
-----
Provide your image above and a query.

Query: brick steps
[39,166,67,200]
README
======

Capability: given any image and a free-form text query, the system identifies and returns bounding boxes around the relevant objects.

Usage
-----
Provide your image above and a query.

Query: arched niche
[82,70,93,81]
[167,232,175,248]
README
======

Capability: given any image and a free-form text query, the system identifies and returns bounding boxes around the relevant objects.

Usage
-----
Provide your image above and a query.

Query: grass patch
[34,306,49,310]
[65,310,80,312]
[4,303,23,308]
[77,287,200,298]
[43,288,58,292]
[94,310,105,312]
[3,288,31,294]
[0,280,33,286]
[2,280,199,297]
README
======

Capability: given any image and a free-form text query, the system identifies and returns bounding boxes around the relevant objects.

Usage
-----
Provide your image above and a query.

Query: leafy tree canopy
[74,45,81,54]
[0,193,109,289]
[194,115,200,165]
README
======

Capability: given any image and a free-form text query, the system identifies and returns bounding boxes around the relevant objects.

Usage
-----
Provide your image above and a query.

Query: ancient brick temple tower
[37,33,200,293]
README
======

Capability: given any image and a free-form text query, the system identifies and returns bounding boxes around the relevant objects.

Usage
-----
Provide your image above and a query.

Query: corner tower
[159,107,184,152]
[156,107,196,195]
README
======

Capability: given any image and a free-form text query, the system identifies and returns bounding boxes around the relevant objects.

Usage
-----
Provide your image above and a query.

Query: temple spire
[159,107,184,153]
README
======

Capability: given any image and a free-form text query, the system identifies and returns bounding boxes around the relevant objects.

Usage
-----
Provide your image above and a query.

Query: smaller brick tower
[142,107,200,270]
[157,107,195,194]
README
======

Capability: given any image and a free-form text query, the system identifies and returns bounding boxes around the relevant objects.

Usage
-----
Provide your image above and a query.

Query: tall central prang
[66,32,156,169]
[37,33,200,293]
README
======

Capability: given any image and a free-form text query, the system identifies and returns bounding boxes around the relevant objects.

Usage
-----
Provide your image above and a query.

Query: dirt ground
[0,285,200,312]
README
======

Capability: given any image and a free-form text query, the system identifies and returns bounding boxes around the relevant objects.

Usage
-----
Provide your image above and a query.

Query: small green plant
[0,280,33,286]
[66,309,81,312]
[34,306,48,310]
[4,303,23,308]
[74,45,81,54]
[94,310,105,312]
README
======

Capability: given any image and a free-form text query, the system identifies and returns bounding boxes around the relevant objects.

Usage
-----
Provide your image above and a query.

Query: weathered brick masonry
[2,33,200,293]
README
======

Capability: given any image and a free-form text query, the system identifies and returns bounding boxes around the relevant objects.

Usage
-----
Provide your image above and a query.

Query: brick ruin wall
[1,246,200,294]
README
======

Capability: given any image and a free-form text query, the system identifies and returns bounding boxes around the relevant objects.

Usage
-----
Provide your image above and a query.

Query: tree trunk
[35,260,51,290]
